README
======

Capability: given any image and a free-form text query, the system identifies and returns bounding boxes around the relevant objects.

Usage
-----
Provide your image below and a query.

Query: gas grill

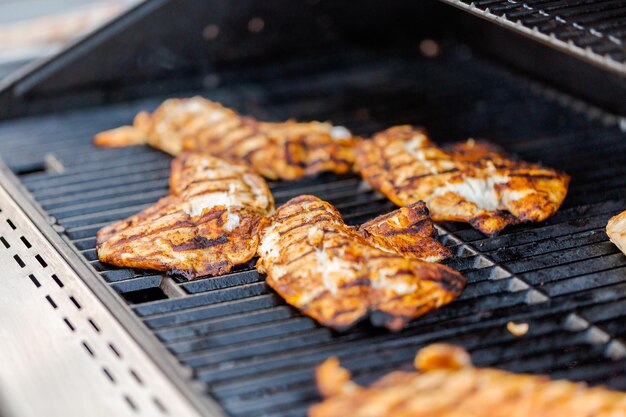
[0,1,625,417]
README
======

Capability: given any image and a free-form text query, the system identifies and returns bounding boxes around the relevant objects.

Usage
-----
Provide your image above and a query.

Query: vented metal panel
[0,172,211,417]
[440,0,626,73]
[1,45,625,417]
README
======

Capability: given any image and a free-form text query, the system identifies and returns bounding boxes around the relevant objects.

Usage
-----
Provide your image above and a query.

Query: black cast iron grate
[1,44,625,416]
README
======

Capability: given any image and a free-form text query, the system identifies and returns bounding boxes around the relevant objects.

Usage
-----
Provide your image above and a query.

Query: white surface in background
[0,0,139,76]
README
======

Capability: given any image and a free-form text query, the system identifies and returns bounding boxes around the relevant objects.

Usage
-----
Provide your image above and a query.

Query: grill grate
[440,0,626,72]
[1,44,625,416]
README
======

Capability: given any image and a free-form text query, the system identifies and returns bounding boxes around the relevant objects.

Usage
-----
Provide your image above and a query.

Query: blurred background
[0,0,139,79]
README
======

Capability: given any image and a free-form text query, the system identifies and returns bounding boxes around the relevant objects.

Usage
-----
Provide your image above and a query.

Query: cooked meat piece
[96,153,274,279]
[311,343,626,417]
[236,120,357,181]
[359,201,451,262]
[167,152,273,213]
[92,123,149,148]
[94,96,358,180]
[256,195,465,331]
[607,210,626,255]
[355,125,570,235]
[93,99,232,155]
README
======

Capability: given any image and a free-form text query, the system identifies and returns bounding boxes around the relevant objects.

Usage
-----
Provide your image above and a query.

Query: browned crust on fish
[310,344,626,417]
[96,152,274,279]
[355,125,570,235]
[93,111,151,148]
[359,201,451,262]
[93,97,359,180]
[256,195,465,331]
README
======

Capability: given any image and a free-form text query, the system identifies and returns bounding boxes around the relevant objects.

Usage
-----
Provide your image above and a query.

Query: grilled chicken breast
[97,153,274,279]
[355,126,570,235]
[311,344,626,417]
[94,97,358,180]
[607,210,626,255]
[256,195,464,331]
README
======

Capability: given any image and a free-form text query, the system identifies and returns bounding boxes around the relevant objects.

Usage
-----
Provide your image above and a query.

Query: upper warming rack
[441,0,626,74]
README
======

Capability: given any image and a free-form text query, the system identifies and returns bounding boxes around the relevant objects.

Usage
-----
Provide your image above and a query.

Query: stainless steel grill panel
[0,171,212,417]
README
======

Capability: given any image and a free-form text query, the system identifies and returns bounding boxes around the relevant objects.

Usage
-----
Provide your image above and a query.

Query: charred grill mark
[386,268,415,276]
[372,225,432,237]
[276,232,347,266]
[508,172,560,180]
[388,155,446,169]
[272,205,326,223]
[360,217,428,236]
[340,278,371,289]
[284,248,316,265]
[277,215,338,236]
[231,130,269,158]
[176,176,242,190]
[309,149,350,161]
[104,218,197,247]
[283,141,308,169]
[307,162,347,172]
[363,253,405,260]
[203,259,231,275]
[195,208,228,222]
[399,169,460,185]
[380,148,390,171]
[180,187,234,197]
[167,258,232,279]
[324,242,351,251]
[238,143,266,163]
[171,235,229,251]
[224,128,259,151]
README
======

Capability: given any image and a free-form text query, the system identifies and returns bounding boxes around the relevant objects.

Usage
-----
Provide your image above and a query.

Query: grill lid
[0,0,624,120]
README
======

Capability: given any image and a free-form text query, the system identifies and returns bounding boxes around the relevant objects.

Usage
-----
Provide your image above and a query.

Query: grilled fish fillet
[94,97,358,180]
[355,126,570,235]
[311,343,626,417]
[256,195,464,331]
[359,201,451,262]
[607,210,626,255]
[96,153,274,279]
